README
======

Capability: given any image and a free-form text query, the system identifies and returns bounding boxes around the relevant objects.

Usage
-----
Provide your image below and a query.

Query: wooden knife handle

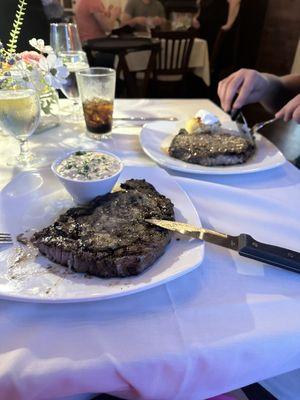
[238,234,300,273]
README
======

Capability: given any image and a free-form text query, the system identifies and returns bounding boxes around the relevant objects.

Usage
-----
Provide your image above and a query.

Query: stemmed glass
[50,23,82,53]
[0,76,41,169]
[58,51,89,122]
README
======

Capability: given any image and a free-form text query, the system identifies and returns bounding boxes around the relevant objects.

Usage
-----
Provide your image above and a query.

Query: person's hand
[106,4,121,20]
[133,16,147,26]
[110,5,121,19]
[152,16,163,26]
[221,23,232,31]
[192,17,200,29]
[218,69,271,112]
[275,94,300,124]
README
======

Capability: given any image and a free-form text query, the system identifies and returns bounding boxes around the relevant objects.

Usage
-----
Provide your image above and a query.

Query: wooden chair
[83,37,160,98]
[150,29,198,97]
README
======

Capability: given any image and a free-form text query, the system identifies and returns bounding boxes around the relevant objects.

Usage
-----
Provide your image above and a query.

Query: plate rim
[139,121,286,175]
[0,165,204,303]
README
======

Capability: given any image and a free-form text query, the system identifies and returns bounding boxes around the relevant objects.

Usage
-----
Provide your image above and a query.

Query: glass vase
[38,86,60,133]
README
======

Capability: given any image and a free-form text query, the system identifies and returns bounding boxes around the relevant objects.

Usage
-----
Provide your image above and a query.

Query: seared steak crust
[31,179,174,278]
[169,129,255,166]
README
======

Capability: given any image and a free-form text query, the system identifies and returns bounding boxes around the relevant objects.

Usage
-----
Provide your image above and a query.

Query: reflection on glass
[58,51,89,122]
[50,23,82,53]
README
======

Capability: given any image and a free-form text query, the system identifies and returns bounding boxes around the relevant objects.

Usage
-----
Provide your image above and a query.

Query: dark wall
[235,0,269,70]
[256,0,300,75]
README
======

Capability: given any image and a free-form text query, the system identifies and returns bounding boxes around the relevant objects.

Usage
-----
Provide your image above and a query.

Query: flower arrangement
[0,0,68,114]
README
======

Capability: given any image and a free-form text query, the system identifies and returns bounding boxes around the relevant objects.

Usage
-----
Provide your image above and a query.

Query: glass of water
[58,50,89,122]
[0,77,41,169]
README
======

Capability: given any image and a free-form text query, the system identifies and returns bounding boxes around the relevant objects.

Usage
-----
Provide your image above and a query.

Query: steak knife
[146,219,300,274]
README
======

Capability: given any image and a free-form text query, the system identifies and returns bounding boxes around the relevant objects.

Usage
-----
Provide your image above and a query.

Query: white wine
[60,62,88,99]
[0,90,40,141]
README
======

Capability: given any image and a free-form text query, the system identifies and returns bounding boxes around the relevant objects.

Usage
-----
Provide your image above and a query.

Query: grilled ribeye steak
[169,129,255,166]
[31,179,174,278]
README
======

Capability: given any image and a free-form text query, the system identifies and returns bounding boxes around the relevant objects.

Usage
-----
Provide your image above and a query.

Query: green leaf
[6,0,28,57]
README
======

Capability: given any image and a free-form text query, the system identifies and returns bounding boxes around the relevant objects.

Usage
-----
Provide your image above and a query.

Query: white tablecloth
[1,99,300,400]
[123,38,210,86]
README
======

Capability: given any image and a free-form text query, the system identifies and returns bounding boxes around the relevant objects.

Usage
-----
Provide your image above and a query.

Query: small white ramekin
[51,150,123,204]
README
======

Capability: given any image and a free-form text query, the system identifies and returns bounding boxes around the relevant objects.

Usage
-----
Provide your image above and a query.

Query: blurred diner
[75,0,122,41]
[122,0,166,32]
[42,0,65,22]
[193,0,241,52]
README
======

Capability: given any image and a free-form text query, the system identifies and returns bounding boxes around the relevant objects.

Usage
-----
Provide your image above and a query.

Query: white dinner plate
[0,166,204,303]
[140,121,286,175]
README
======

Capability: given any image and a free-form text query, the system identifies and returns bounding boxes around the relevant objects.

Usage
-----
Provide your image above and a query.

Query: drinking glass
[77,68,116,140]
[0,77,41,169]
[58,51,89,122]
[50,23,82,53]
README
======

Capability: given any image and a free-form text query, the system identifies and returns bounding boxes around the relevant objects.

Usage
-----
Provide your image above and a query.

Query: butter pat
[185,109,221,134]
[185,118,201,134]
[194,109,220,126]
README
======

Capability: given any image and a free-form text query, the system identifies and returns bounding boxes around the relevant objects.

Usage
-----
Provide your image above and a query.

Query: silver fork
[231,108,276,136]
[233,111,276,145]
[233,111,255,145]
[0,233,13,244]
[252,118,277,133]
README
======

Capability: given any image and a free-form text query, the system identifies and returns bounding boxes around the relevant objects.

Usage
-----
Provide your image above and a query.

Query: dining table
[84,35,210,90]
[1,98,300,400]
[123,37,210,86]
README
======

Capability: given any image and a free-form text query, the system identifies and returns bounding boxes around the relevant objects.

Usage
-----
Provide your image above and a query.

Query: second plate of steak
[140,122,285,176]
[31,179,175,278]
[169,129,256,166]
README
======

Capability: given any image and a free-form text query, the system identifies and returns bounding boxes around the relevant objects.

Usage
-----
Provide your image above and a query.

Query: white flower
[39,53,69,89]
[29,38,53,54]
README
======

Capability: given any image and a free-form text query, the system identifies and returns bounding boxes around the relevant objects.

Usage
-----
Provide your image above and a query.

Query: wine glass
[0,77,41,169]
[50,23,82,53]
[58,50,89,122]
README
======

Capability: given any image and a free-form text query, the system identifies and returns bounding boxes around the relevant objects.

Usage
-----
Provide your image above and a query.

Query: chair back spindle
[151,30,197,78]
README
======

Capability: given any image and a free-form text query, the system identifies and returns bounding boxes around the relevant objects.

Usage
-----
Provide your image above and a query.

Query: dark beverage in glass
[82,98,113,134]
[77,68,116,140]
